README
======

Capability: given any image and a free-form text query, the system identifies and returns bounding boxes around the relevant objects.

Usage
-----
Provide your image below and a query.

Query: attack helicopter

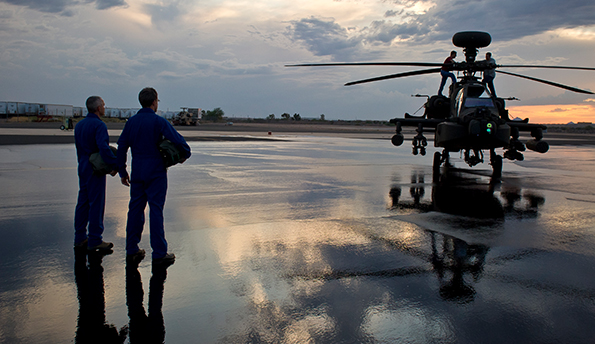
[287,31,595,180]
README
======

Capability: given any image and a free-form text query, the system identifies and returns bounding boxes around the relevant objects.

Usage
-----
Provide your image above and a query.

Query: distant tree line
[201,108,321,122]
[266,113,327,121]
[202,109,394,126]
[202,107,225,122]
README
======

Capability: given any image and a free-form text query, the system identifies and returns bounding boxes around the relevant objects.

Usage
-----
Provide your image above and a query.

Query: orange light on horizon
[507,103,595,124]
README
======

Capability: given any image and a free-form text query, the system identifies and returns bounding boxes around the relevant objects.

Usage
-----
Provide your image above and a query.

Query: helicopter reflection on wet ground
[2,136,595,343]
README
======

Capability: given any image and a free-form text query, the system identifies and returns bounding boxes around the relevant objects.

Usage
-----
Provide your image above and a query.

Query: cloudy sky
[1,0,594,123]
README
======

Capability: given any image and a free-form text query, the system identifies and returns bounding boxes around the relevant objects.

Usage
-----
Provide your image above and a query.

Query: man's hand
[121,176,130,187]
[179,157,187,164]
[109,170,118,177]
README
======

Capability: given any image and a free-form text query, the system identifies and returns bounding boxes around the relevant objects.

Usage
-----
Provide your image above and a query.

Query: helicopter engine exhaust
[391,133,404,146]
[525,139,549,153]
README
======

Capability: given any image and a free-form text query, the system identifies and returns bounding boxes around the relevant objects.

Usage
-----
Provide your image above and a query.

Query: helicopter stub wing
[506,120,547,132]
[389,117,445,128]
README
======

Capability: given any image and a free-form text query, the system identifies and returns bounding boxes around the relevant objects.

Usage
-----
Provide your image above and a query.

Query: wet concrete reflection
[74,250,171,343]
[2,140,595,343]
[125,263,168,344]
[389,168,546,220]
[430,231,487,303]
[74,250,127,343]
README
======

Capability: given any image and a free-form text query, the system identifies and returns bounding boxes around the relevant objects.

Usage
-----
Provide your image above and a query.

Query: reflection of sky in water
[1,139,595,343]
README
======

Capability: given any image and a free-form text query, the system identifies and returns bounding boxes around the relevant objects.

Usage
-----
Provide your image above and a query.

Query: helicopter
[286,31,595,180]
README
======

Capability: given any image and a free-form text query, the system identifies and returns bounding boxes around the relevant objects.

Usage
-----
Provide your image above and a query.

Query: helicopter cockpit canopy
[454,83,498,119]
[464,97,495,108]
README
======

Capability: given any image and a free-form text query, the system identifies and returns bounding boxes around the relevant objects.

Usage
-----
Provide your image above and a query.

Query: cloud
[362,20,431,44]
[391,0,595,43]
[287,17,366,61]
[95,0,127,10]
[287,0,595,65]
[0,0,126,14]
[0,0,71,13]
[549,108,568,113]
[384,10,401,18]
[520,90,594,106]
[144,1,181,24]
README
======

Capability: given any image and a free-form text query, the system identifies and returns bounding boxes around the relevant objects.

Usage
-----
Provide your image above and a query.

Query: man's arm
[160,118,191,160]
[95,123,117,175]
[116,124,130,183]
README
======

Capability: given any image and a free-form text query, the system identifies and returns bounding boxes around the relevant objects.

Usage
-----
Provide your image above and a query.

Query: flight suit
[74,113,117,247]
[117,108,191,259]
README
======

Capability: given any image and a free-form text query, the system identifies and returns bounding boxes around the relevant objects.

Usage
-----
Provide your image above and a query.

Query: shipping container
[22,103,40,115]
[73,107,85,117]
[121,109,138,118]
[40,104,74,118]
[0,102,40,116]
[6,102,17,115]
[17,103,27,114]
[106,108,121,118]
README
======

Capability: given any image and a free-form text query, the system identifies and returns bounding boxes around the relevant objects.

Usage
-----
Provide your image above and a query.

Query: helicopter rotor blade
[498,64,595,71]
[345,68,442,86]
[285,62,443,68]
[497,70,594,95]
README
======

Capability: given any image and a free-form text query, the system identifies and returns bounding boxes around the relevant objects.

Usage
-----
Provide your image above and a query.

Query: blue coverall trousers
[74,172,107,247]
[125,175,168,259]
[438,70,456,96]
[483,75,497,97]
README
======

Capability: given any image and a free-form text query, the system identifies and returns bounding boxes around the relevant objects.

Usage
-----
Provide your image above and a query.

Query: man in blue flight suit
[117,87,191,266]
[74,96,117,252]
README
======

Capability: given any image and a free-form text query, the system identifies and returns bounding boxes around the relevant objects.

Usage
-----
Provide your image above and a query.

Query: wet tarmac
[1,136,595,343]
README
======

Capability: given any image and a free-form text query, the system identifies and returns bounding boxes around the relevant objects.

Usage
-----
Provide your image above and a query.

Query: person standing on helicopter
[483,52,497,97]
[438,51,457,97]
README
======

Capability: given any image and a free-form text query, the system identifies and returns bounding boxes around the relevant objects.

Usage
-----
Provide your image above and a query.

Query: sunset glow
[507,103,595,124]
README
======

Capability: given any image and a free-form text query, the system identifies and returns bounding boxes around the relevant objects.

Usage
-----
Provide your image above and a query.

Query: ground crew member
[74,96,117,252]
[483,52,497,97]
[438,50,457,97]
[117,87,191,266]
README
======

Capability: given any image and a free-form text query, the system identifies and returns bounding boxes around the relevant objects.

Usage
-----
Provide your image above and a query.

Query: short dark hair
[451,50,457,56]
[86,96,103,113]
[139,87,158,108]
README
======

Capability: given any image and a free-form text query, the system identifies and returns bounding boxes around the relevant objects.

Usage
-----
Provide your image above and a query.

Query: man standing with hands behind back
[117,87,191,266]
[74,96,117,252]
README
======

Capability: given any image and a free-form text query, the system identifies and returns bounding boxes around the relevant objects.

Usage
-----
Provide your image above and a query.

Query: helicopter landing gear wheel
[490,150,503,180]
[433,151,441,183]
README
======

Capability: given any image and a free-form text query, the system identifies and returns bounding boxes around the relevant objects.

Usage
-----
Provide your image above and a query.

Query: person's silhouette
[74,250,127,343]
[125,260,169,343]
